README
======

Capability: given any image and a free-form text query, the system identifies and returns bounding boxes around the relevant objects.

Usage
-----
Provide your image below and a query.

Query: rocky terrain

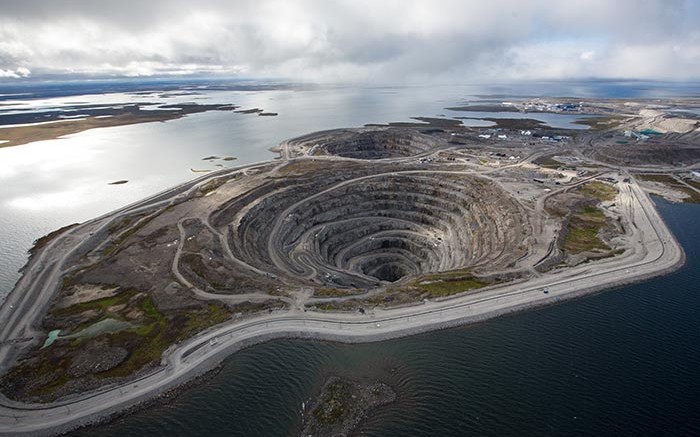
[300,376,396,437]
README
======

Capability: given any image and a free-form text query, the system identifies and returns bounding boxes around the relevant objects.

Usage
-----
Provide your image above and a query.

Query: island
[0,97,698,436]
[300,376,396,437]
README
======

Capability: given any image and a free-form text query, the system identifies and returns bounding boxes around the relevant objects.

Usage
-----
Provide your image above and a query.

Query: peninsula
[0,97,697,435]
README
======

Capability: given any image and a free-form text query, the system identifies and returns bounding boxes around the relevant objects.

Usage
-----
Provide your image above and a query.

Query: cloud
[0,0,698,83]
[0,67,30,78]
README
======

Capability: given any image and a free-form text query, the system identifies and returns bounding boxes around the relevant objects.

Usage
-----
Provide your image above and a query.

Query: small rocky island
[301,377,396,437]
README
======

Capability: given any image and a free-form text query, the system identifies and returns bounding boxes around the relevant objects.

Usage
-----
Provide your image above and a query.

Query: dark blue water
[74,198,700,437]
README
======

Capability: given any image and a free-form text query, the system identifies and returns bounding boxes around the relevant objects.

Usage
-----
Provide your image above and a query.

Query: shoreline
[0,173,685,435]
[20,251,687,437]
[0,102,274,149]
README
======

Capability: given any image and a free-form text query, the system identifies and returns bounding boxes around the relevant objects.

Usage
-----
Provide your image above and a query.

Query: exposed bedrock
[590,142,700,167]
[222,171,531,289]
[288,127,440,159]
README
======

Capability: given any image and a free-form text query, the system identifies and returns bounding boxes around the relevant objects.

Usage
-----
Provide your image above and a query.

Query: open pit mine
[1,97,696,435]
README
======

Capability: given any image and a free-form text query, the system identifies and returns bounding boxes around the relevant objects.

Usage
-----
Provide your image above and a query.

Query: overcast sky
[1,0,699,83]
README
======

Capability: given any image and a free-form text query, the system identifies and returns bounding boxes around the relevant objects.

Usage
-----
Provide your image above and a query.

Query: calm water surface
[71,199,700,437]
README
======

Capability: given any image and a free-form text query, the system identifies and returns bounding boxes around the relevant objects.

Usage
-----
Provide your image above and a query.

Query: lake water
[71,198,700,437]
[445,109,591,129]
